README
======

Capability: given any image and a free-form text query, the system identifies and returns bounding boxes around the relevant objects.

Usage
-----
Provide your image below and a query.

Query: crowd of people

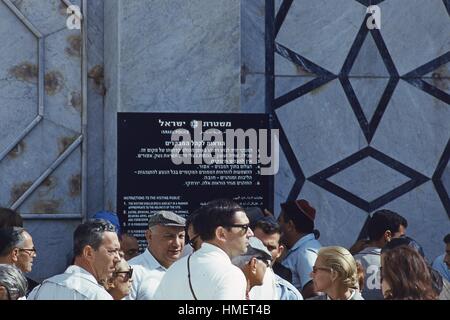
[0,201,448,300]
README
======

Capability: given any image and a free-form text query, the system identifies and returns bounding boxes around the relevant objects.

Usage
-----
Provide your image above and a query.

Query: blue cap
[93,211,121,234]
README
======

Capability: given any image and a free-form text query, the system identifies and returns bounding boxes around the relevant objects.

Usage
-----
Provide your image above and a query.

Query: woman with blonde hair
[309,246,363,300]
[105,258,133,300]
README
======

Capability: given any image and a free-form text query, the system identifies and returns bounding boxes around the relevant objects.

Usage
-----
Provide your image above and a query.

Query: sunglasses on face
[187,234,200,248]
[223,223,250,233]
[113,267,133,281]
[92,224,116,233]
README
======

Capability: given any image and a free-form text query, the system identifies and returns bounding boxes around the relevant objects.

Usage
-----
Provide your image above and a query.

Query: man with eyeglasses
[28,219,121,300]
[154,199,253,300]
[0,264,28,300]
[0,227,39,295]
[127,210,186,300]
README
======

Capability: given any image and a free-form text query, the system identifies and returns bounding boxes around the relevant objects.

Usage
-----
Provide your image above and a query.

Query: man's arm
[349,239,370,255]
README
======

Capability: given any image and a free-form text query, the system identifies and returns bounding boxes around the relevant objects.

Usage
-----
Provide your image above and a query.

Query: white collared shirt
[27,265,112,300]
[154,243,247,300]
[249,267,278,300]
[127,248,166,300]
[281,233,322,291]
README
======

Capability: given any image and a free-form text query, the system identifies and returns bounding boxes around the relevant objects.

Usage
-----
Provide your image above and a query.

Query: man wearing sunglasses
[154,199,253,300]
[0,227,39,295]
[28,219,121,300]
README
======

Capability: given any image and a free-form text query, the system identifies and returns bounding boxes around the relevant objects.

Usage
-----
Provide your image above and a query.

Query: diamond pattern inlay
[270,1,450,218]
[328,157,410,202]
[308,147,429,212]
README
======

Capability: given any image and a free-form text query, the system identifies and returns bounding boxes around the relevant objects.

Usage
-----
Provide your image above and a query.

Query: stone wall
[0,0,448,281]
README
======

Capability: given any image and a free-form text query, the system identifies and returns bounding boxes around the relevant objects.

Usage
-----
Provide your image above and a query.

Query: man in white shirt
[154,199,253,300]
[127,210,186,300]
[28,219,121,300]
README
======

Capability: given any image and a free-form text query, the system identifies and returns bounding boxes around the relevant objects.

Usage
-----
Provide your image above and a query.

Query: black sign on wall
[117,113,273,248]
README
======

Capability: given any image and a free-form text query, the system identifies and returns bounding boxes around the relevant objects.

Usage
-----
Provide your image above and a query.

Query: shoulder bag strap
[187,254,198,300]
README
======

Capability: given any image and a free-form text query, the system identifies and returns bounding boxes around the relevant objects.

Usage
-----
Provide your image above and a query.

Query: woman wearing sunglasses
[106,259,133,300]
[309,246,363,300]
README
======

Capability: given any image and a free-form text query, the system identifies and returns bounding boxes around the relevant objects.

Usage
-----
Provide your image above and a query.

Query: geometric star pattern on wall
[269,0,450,218]
[339,19,399,144]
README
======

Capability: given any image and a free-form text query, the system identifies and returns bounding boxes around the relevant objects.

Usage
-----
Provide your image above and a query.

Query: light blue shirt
[432,254,450,282]
[281,233,322,291]
[354,247,383,300]
[274,274,303,300]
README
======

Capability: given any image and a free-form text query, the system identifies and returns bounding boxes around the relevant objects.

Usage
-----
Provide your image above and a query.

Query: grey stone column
[104,0,243,211]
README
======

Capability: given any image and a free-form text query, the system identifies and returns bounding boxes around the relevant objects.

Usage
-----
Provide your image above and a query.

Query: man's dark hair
[185,211,198,230]
[185,211,200,244]
[73,219,116,256]
[192,199,244,241]
[367,209,408,241]
[381,236,425,258]
[0,208,23,228]
[255,219,281,236]
[0,227,26,257]
[444,233,450,244]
